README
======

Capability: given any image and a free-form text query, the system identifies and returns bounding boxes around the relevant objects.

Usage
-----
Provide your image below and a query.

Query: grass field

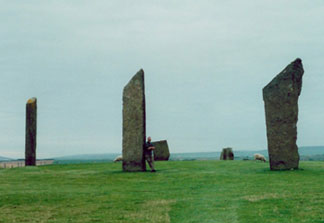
[0,161,323,223]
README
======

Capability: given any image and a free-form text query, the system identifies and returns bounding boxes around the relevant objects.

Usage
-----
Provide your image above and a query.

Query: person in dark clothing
[144,136,156,172]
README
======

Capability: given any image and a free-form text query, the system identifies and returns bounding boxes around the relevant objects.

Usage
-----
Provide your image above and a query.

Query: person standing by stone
[145,136,156,172]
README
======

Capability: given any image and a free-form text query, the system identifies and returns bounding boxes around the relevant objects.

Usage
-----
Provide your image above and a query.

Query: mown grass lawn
[0,161,323,223]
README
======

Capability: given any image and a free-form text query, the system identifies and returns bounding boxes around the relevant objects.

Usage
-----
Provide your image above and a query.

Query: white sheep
[113,155,123,162]
[254,153,266,162]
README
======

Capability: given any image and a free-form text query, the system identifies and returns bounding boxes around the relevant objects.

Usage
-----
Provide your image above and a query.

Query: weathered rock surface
[25,97,37,166]
[263,58,304,170]
[122,69,146,171]
[152,140,170,161]
[220,147,234,160]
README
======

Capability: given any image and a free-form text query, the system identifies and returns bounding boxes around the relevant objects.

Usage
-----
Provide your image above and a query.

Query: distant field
[0,161,323,223]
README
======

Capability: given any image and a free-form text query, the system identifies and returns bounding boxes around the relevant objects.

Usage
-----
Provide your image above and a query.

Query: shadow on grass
[257,167,305,174]
[103,168,174,175]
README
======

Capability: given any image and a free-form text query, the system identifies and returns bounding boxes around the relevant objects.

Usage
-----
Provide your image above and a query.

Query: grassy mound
[0,161,323,222]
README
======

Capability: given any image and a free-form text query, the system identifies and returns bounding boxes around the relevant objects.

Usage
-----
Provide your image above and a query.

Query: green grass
[0,161,323,223]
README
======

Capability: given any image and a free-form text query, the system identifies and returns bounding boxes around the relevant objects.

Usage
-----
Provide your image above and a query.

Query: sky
[0,1,324,158]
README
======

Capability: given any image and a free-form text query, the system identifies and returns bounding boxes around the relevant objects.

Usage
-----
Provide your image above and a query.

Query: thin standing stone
[122,69,146,171]
[25,97,37,166]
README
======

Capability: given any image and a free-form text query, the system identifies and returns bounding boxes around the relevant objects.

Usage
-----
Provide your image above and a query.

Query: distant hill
[299,146,324,155]
[53,153,120,160]
[52,153,121,164]
[170,146,324,161]
[0,156,13,161]
[51,146,324,164]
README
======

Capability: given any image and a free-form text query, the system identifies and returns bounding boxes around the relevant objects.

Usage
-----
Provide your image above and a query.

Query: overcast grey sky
[1,1,323,158]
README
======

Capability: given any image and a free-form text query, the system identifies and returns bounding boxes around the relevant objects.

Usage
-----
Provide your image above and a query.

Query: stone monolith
[263,58,304,170]
[220,147,234,160]
[25,97,37,166]
[122,69,146,171]
[152,140,170,161]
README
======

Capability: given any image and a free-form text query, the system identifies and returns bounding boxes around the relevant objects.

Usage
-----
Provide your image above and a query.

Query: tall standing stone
[263,58,304,170]
[25,97,37,166]
[152,140,170,161]
[220,147,234,160]
[122,69,146,171]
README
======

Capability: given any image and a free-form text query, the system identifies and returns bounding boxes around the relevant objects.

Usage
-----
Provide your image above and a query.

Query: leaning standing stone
[152,140,170,161]
[263,58,304,170]
[25,97,37,166]
[220,147,234,160]
[122,69,146,171]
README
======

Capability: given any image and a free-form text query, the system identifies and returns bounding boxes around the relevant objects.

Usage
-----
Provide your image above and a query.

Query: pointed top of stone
[263,58,304,100]
[294,58,302,63]
[130,69,144,81]
[124,69,144,92]
[290,58,303,72]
